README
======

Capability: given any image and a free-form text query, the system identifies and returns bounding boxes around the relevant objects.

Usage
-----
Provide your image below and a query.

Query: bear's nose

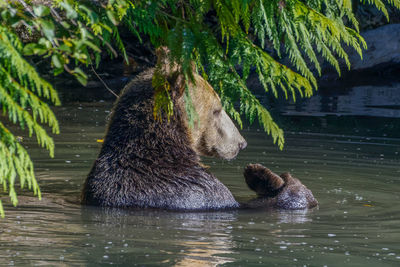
[239,140,247,150]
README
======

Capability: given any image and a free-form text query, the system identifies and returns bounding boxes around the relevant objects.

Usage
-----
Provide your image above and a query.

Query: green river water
[1,102,399,266]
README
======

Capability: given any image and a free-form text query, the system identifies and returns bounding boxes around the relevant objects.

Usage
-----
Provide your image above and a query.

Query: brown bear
[81,70,246,209]
[82,49,317,210]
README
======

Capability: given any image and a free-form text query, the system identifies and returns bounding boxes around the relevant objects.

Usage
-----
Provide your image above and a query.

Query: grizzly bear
[81,67,246,209]
[82,50,317,210]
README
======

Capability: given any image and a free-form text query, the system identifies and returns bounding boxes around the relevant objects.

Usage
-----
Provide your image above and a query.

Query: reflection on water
[173,239,234,267]
[79,208,238,266]
[280,83,400,117]
[0,102,399,266]
[275,209,314,225]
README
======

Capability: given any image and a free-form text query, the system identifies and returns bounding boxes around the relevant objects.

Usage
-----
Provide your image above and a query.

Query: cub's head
[244,164,318,210]
[178,75,247,160]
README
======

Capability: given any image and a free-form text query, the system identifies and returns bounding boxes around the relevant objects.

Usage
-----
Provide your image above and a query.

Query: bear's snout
[239,140,247,150]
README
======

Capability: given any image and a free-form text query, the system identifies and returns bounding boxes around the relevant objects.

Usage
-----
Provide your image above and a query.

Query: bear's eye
[213,109,222,116]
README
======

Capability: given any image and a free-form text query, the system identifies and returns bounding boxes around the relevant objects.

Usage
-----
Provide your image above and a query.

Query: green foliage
[0,22,58,217]
[126,0,396,150]
[152,65,174,121]
[0,0,399,216]
[0,0,133,216]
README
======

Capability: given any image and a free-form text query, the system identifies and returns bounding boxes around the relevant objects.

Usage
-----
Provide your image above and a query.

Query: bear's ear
[155,46,186,99]
[155,47,179,76]
[155,46,198,100]
[168,71,186,100]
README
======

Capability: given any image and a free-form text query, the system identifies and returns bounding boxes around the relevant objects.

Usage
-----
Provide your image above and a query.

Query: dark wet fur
[81,70,239,210]
[244,164,318,210]
[82,70,317,211]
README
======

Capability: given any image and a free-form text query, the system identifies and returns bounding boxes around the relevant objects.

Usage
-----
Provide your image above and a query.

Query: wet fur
[244,164,318,210]
[82,68,317,210]
[82,69,239,210]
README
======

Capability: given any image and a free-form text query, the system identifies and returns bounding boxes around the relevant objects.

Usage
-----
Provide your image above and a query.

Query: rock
[349,24,400,71]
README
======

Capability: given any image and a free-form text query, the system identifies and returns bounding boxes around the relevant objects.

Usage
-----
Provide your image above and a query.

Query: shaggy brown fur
[82,69,239,209]
[82,63,317,210]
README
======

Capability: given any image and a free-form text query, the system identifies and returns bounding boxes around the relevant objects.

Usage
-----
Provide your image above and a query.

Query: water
[1,102,400,266]
[277,83,400,118]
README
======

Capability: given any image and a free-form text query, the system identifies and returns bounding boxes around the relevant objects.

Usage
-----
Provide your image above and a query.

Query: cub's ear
[244,164,285,197]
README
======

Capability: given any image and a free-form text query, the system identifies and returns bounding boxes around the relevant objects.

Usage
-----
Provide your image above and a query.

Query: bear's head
[156,47,247,160]
[181,77,247,160]
[244,164,318,209]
